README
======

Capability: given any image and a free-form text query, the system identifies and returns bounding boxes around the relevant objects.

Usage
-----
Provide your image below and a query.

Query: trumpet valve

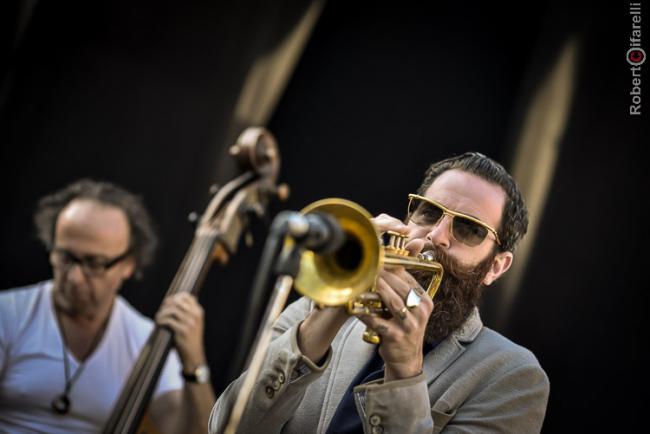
[384,231,409,256]
[347,292,385,316]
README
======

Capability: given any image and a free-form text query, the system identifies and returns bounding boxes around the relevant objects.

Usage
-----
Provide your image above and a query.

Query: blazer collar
[451,307,483,343]
[423,307,483,385]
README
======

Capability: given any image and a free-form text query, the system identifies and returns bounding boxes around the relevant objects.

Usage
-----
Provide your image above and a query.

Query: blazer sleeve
[352,358,549,434]
[208,297,333,434]
[353,372,435,434]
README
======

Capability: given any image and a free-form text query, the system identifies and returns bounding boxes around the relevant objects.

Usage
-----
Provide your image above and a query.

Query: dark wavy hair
[34,179,158,277]
[417,152,528,253]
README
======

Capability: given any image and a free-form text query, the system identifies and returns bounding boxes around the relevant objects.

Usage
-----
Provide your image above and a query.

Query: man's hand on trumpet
[358,269,432,382]
[358,213,435,382]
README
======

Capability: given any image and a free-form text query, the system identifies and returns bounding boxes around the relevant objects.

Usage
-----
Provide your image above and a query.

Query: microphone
[286,212,345,254]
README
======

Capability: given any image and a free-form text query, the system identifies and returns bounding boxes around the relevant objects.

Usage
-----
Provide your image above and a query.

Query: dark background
[1,0,647,432]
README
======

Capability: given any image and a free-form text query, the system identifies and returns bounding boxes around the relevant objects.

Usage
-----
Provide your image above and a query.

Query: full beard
[412,245,495,344]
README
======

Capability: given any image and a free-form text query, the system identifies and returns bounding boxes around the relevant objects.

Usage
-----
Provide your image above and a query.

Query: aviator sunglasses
[407,194,501,247]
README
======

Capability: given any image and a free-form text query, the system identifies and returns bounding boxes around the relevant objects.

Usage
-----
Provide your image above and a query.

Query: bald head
[55,199,131,259]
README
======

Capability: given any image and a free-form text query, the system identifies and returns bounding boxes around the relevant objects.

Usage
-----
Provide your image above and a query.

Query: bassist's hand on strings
[153,293,215,434]
[156,292,207,371]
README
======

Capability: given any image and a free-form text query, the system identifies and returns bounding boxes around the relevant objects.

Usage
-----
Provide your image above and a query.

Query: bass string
[166,233,218,297]
[164,237,202,297]
[174,233,218,296]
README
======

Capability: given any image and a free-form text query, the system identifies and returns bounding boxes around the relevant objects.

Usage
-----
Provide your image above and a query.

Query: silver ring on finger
[405,287,422,309]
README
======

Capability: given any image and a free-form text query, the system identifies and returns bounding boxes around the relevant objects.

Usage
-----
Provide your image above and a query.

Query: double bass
[103,127,286,434]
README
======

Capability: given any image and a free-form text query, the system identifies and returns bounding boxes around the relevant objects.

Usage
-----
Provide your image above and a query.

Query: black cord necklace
[51,317,106,415]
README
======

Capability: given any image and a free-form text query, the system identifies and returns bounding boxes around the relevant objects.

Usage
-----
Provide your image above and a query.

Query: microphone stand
[223,211,342,434]
[223,273,295,434]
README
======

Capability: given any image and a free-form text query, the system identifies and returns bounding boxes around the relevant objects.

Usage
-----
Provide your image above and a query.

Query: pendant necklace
[51,316,105,415]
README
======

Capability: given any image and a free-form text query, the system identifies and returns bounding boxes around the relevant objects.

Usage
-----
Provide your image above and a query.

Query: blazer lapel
[423,307,483,385]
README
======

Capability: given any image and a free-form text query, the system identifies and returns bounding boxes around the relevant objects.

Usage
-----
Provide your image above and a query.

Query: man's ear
[482,251,513,286]
[120,256,136,281]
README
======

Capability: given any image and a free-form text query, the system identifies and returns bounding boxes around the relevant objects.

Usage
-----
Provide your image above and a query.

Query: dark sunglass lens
[410,199,443,226]
[453,217,488,246]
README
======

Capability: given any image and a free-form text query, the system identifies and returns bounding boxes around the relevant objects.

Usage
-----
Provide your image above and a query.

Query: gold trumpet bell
[293,197,444,345]
[293,199,381,307]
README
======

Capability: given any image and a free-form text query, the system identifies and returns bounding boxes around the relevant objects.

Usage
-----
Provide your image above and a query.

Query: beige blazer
[209,297,549,434]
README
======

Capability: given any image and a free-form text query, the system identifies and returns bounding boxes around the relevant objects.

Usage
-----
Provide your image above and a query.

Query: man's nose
[426,215,452,249]
[64,262,86,283]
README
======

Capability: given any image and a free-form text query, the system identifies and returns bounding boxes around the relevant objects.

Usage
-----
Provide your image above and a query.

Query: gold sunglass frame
[407,194,502,247]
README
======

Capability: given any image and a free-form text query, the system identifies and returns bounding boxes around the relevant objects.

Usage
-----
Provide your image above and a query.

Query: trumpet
[293,198,444,344]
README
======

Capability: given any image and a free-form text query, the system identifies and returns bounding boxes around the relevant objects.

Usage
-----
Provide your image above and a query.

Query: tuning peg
[229,144,240,156]
[188,211,199,227]
[245,230,254,247]
[276,183,290,202]
[209,184,220,195]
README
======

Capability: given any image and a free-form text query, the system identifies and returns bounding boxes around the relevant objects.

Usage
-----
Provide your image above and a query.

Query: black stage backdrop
[0,1,647,432]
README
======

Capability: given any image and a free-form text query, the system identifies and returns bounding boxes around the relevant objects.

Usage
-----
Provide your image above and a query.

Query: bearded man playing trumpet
[210,152,550,434]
